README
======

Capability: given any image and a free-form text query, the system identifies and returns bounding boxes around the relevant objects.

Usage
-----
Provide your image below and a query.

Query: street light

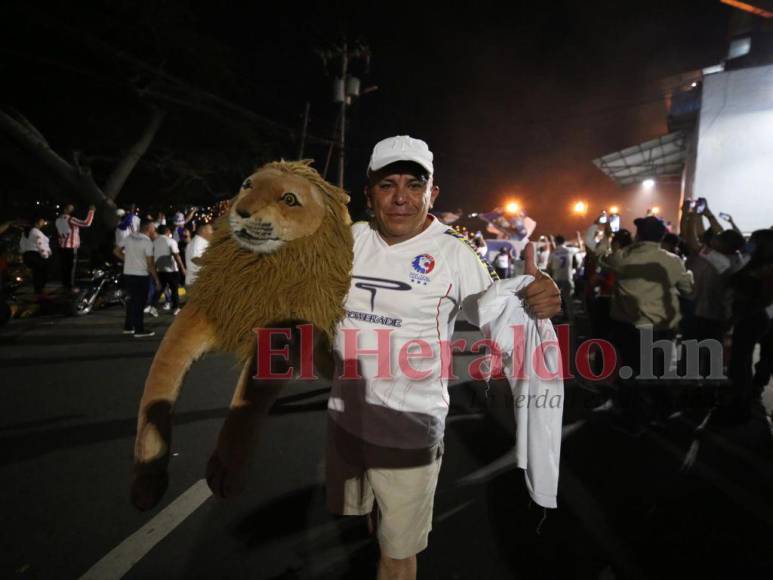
[572,201,588,216]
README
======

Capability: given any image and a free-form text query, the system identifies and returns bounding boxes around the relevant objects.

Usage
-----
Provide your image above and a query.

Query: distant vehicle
[0,234,26,326]
[71,263,125,316]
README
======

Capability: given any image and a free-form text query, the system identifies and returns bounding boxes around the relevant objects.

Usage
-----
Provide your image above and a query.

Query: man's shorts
[326,418,444,559]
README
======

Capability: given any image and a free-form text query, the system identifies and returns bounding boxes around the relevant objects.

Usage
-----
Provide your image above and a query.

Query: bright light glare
[651,206,661,215]
[642,178,655,190]
[609,205,619,214]
[504,201,521,214]
[573,201,588,215]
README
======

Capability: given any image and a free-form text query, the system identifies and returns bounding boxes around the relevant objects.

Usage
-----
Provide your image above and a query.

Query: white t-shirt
[20,227,51,258]
[115,227,131,247]
[153,235,180,273]
[494,252,510,268]
[536,245,550,270]
[119,233,154,276]
[184,234,209,286]
[548,245,579,283]
[328,218,495,449]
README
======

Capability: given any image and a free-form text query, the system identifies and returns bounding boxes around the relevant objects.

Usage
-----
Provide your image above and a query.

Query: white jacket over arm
[468,275,564,508]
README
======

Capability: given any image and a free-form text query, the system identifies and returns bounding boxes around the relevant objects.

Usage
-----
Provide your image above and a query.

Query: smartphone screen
[695,198,707,213]
[609,214,620,232]
[719,212,731,221]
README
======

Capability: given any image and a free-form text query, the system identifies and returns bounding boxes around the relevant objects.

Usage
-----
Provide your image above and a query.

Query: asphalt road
[2,306,773,579]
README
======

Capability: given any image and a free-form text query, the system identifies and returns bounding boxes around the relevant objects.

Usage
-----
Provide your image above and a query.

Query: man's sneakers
[161,302,172,311]
[173,308,181,316]
[143,305,159,318]
[133,331,156,338]
[122,329,135,335]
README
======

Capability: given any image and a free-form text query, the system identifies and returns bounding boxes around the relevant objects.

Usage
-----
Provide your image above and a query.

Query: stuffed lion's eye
[241,179,252,190]
[281,192,301,207]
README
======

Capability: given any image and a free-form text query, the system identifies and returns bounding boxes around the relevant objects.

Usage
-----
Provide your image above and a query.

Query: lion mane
[186,160,353,364]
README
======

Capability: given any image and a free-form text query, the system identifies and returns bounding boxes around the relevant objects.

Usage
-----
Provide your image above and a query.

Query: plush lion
[131,160,352,511]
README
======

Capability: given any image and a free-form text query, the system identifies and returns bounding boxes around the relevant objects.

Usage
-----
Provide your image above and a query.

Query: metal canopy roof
[593,131,687,187]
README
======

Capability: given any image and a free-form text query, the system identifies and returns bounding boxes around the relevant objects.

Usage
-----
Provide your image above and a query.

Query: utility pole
[297,101,311,159]
[338,42,348,188]
[318,40,371,189]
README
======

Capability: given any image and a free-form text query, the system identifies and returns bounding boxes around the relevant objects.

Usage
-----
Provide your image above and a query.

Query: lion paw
[206,451,247,499]
[130,470,169,511]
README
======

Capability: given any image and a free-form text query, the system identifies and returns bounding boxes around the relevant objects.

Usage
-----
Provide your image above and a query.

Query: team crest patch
[412,254,435,274]
[410,254,435,285]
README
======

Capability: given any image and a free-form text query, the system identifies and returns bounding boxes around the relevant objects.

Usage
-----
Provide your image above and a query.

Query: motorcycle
[0,246,27,326]
[71,263,125,316]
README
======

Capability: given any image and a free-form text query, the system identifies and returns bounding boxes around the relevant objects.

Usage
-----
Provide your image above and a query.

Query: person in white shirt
[535,235,551,270]
[151,211,167,229]
[20,215,52,297]
[326,135,561,579]
[493,246,512,278]
[547,235,580,321]
[171,207,197,242]
[184,223,213,287]
[114,220,160,337]
[151,225,186,315]
[129,204,141,233]
[472,232,488,260]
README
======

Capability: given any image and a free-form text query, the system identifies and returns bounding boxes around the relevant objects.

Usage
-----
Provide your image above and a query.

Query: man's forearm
[174,254,186,274]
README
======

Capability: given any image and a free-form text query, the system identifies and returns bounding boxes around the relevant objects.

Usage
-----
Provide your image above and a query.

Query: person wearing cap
[326,135,561,579]
[171,207,198,242]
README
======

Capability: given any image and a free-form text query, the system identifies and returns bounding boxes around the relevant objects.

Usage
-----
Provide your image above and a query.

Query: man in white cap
[326,135,561,579]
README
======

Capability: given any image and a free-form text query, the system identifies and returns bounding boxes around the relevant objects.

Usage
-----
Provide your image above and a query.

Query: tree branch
[0,107,106,205]
[103,106,166,200]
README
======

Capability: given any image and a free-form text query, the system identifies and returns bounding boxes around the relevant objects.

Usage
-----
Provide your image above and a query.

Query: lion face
[229,168,327,253]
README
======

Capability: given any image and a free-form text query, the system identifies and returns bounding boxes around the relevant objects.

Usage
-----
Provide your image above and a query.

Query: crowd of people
[0,202,216,332]
[482,200,772,427]
[111,206,214,337]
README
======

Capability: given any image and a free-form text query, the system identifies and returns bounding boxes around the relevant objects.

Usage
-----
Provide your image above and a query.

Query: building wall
[693,63,773,233]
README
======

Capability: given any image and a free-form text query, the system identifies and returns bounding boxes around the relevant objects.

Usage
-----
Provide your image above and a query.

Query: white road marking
[435,499,477,523]
[455,419,586,486]
[79,479,212,580]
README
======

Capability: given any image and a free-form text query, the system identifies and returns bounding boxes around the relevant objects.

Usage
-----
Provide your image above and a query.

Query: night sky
[0,1,732,235]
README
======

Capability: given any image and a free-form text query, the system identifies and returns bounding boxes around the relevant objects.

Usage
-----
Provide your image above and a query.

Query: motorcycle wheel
[72,290,98,316]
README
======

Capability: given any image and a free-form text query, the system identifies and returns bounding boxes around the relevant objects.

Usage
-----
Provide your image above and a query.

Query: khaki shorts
[326,419,443,559]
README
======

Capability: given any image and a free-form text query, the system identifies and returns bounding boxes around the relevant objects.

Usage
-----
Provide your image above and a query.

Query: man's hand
[522,242,562,319]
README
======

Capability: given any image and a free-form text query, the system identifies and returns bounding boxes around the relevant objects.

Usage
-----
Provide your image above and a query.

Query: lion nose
[236,208,251,219]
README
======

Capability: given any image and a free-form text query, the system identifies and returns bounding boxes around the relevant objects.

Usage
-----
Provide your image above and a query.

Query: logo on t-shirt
[410,254,435,285]
[412,254,435,274]
[353,275,411,311]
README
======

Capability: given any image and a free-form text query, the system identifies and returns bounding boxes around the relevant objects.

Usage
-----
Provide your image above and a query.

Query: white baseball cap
[367,135,434,177]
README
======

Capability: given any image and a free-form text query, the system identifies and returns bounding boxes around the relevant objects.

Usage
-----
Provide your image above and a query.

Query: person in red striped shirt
[55,203,95,292]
